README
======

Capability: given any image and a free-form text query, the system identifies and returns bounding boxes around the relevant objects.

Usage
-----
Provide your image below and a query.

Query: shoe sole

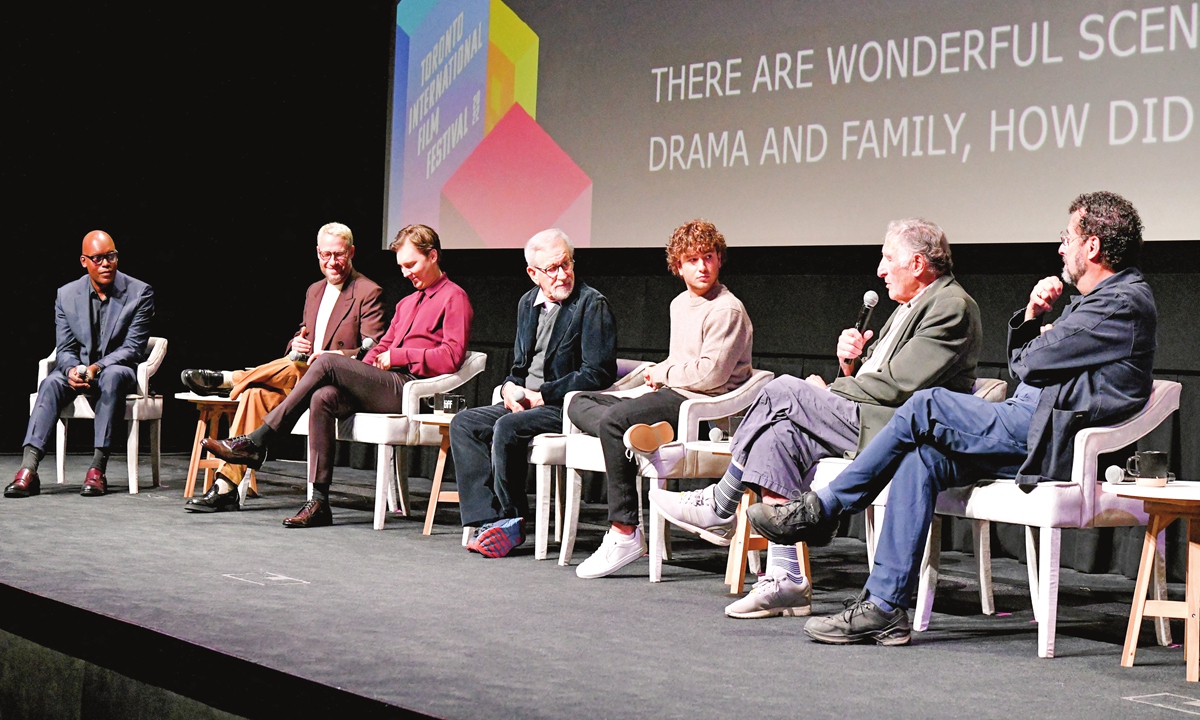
[726,605,812,619]
[649,495,734,547]
[4,488,39,498]
[184,502,240,513]
[283,518,332,528]
[803,625,911,645]
[475,528,524,558]
[625,422,674,454]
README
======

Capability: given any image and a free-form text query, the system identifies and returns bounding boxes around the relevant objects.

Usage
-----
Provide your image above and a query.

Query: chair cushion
[36,394,163,421]
[337,414,414,445]
[529,434,566,464]
[935,480,1085,528]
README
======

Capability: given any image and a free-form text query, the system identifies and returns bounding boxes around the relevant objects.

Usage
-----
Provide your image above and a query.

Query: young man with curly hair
[568,219,754,579]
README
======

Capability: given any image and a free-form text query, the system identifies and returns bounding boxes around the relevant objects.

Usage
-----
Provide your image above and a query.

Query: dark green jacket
[828,273,982,451]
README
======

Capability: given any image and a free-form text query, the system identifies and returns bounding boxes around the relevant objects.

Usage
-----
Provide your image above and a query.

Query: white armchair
[926,378,1182,657]
[560,367,774,577]
[291,351,487,529]
[30,337,167,494]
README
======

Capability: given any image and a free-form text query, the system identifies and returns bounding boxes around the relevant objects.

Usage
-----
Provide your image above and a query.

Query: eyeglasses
[318,250,350,263]
[531,259,574,278]
[1059,230,1087,248]
[83,251,119,265]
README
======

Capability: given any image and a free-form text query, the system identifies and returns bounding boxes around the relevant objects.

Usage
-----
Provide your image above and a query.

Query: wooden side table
[175,392,256,498]
[412,413,456,535]
[1105,480,1200,681]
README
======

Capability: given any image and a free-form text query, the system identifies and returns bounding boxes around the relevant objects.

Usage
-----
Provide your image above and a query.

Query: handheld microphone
[843,290,879,371]
[1104,465,1125,483]
[855,290,879,333]
[361,337,377,351]
[511,387,526,403]
[709,426,725,442]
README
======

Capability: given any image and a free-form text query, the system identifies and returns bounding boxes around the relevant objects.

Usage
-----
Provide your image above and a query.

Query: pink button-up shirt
[362,273,473,377]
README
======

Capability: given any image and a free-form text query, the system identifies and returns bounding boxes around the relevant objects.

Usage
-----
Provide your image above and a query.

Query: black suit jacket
[504,282,618,406]
[54,271,155,374]
[1009,267,1157,485]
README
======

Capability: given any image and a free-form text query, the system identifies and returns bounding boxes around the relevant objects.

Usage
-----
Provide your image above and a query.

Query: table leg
[1124,513,1170,668]
[1188,518,1200,682]
[184,410,209,498]
[422,430,451,536]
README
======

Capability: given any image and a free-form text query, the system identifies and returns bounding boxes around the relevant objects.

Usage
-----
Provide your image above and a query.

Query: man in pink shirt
[201,225,473,527]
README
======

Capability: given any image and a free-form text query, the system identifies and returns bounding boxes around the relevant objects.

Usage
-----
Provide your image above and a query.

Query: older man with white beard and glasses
[451,229,618,558]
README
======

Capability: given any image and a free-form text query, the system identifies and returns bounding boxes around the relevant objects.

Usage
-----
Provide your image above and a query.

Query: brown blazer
[292,269,386,356]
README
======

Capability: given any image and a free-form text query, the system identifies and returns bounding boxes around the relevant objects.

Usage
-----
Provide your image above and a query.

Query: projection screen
[384,0,1199,248]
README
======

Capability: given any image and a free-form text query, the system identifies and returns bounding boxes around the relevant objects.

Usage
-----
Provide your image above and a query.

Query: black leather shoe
[201,435,266,470]
[5,468,40,498]
[181,369,230,397]
[804,589,911,645]
[80,468,108,496]
[283,499,333,528]
[185,482,241,513]
[747,492,838,546]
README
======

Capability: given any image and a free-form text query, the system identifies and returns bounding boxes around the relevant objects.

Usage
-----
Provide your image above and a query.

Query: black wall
[9,3,1199,478]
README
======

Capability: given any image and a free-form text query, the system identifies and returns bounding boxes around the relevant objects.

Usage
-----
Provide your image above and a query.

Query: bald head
[80,230,118,292]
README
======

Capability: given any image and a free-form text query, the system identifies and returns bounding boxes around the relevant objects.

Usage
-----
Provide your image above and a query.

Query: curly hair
[1068,191,1143,271]
[665,219,727,276]
[390,224,441,257]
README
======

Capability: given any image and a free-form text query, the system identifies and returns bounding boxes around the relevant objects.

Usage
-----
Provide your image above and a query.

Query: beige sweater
[646,283,754,398]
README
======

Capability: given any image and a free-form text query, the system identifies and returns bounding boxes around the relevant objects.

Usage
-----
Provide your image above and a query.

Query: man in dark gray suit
[7,230,155,498]
[451,228,617,558]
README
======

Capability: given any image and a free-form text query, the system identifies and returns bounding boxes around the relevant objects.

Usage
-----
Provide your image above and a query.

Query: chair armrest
[401,351,486,415]
[36,350,56,389]
[136,337,169,396]
[1073,379,1181,482]
[676,369,774,443]
[1074,379,1181,525]
[611,362,652,391]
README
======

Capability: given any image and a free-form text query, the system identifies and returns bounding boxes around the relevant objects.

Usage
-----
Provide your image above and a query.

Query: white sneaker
[649,485,736,546]
[576,527,646,579]
[724,568,812,619]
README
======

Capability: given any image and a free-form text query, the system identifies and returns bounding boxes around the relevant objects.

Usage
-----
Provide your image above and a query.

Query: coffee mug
[1126,450,1170,479]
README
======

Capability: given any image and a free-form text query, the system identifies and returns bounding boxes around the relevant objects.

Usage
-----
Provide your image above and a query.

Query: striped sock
[767,542,804,585]
[711,464,746,519]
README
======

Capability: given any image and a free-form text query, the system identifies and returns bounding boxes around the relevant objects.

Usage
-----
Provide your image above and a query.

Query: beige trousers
[216,357,307,484]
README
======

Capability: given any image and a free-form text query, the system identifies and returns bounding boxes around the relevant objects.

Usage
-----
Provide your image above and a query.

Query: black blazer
[1010,267,1157,485]
[504,282,617,406]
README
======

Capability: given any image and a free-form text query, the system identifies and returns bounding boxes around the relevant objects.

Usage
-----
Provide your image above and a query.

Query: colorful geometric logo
[385,0,592,248]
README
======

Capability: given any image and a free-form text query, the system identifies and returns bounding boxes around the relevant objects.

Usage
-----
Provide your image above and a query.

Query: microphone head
[709,426,725,443]
[361,337,377,350]
[863,290,879,308]
[511,387,525,402]
[1104,465,1125,483]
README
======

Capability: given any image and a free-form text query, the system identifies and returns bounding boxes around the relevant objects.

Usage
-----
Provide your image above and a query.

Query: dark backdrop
[8,4,1198,486]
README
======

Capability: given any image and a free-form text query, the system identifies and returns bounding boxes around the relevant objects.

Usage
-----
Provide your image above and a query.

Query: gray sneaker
[803,589,911,645]
[724,569,812,618]
[649,485,736,546]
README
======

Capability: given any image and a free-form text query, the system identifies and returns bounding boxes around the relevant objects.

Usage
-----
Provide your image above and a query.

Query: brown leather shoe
[283,499,333,528]
[80,468,108,496]
[4,469,40,498]
[201,435,266,470]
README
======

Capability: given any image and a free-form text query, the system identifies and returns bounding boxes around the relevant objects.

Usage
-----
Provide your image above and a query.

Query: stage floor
[0,454,1194,719]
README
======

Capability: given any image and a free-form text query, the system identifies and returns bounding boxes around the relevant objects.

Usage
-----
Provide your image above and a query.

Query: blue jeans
[816,387,1037,607]
[450,403,563,526]
[24,365,137,451]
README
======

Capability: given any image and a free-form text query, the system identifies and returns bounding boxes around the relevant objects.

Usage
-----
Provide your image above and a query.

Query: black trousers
[263,353,411,486]
[567,389,686,526]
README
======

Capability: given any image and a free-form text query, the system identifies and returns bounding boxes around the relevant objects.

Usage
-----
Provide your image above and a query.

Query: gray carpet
[0,454,1193,719]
